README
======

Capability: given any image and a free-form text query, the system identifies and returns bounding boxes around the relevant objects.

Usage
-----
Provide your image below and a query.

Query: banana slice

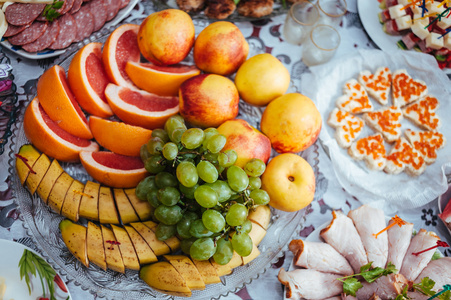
[0,10,7,41]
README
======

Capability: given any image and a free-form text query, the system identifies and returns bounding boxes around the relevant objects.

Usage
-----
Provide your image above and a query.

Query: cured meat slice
[86,0,108,32]
[73,5,95,42]
[119,0,130,9]
[3,23,30,38]
[8,21,47,46]
[104,0,121,22]
[348,204,389,269]
[5,3,46,26]
[69,0,83,14]
[320,210,369,273]
[289,239,354,276]
[49,14,77,50]
[22,19,60,53]
[355,273,408,300]
[58,0,75,14]
[386,218,413,273]
[413,257,451,288]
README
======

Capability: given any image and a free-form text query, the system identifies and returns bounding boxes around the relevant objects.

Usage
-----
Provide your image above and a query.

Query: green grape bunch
[135,115,270,265]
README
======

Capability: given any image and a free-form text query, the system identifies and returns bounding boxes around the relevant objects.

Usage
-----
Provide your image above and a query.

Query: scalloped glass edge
[5,22,319,300]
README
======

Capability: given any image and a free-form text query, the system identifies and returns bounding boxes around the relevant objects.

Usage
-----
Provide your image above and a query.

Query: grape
[204,180,232,203]
[185,211,199,221]
[213,237,233,265]
[190,237,216,260]
[171,128,186,144]
[140,144,151,162]
[250,189,270,205]
[155,223,176,241]
[203,152,218,164]
[181,237,196,255]
[146,189,160,208]
[203,128,219,143]
[226,203,248,226]
[237,219,252,234]
[227,166,249,192]
[194,185,218,208]
[151,128,169,143]
[197,161,218,183]
[207,134,227,153]
[181,128,205,149]
[162,142,178,161]
[218,149,238,168]
[145,155,166,173]
[136,176,156,200]
[164,116,186,136]
[176,161,198,187]
[157,187,180,206]
[147,137,164,155]
[248,177,262,190]
[244,158,266,177]
[231,232,253,257]
[189,219,213,238]
[155,172,178,188]
[177,216,194,239]
[202,209,226,233]
[154,205,183,225]
[179,183,198,199]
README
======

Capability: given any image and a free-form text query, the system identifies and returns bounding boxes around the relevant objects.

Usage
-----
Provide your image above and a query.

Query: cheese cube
[398,0,410,6]
[411,5,422,14]
[444,34,451,50]
[411,21,431,39]
[413,13,429,26]
[426,1,445,14]
[438,16,451,29]
[396,15,412,30]
[389,4,407,19]
[426,32,444,49]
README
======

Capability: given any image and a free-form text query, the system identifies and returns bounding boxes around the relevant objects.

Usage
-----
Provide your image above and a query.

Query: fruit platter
[7,8,320,300]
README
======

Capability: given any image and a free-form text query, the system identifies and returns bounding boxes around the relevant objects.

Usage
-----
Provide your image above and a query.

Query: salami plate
[0,0,139,60]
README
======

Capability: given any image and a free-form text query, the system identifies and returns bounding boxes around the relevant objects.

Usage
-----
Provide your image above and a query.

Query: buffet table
[0,0,450,299]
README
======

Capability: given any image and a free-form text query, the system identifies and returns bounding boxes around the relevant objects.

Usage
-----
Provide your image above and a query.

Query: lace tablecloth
[0,1,450,299]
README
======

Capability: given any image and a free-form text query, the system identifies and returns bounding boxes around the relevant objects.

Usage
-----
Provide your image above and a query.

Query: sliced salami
[73,5,94,42]
[3,23,30,38]
[22,19,60,53]
[49,14,77,50]
[5,3,46,26]
[8,21,47,46]
[69,0,83,14]
[58,0,75,15]
[103,0,121,22]
[86,0,107,32]
[119,0,130,9]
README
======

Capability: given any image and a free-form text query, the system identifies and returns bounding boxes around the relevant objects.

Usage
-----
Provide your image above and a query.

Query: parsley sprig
[43,0,64,22]
[395,277,451,300]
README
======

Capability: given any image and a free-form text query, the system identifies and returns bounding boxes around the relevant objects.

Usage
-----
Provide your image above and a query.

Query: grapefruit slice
[102,24,140,89]
[80,151,148,188]
[37,65,93,140]
[125,62,201,96]
[89,116,153,157]
[68,42,114,118]
[23,98,99,162]
[105,83,179,129]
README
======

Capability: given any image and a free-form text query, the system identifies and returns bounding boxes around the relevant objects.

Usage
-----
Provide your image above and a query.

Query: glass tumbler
[317,0,347,27]
[301,24,340,67]
[283,1,319,45]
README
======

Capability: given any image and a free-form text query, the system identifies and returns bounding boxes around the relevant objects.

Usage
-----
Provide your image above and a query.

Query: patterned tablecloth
[0,0,450,299]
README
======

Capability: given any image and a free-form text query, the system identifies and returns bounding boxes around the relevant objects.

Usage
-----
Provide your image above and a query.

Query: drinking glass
[283,1,319,45]
[317,0,347,27]
[302,24,340,66]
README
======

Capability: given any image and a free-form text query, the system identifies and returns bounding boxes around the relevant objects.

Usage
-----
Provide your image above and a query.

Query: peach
[194,21,249,76]
[217,119,272,168]
[261,93,322,153]
[138,9,195,65]
[179,74,239,128]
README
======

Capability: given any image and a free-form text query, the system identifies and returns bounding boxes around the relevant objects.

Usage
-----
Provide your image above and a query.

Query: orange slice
[68,42,113,118]
[89,116,153,157]
[125,61,200,96]
[79,151,148,188]
[37,65,93,139]
[23,98,99,162]
[105,83,179,129]
[102,24,140,89]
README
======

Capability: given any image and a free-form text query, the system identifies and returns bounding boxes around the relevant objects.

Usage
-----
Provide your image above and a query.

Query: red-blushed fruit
[104,83,179,130]
[23,98,99,162]
[79,151,148,188]
[217,119,271,168]
[179,74,239,128]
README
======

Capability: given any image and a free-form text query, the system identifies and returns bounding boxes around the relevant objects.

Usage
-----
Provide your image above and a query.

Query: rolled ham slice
[413,257,451,287]
[355,273,408,300]
[386,219,413,272]
[289,239,354,276]
[278,268,342,300]
[348,204,388,268]
[399,229,440,281]
[320,210,368,273]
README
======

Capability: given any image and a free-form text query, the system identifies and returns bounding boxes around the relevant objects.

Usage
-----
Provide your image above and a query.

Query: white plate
[438,182,451,236]
[0,239,71,300]
[0,0,139,60]
[357,0,451,75]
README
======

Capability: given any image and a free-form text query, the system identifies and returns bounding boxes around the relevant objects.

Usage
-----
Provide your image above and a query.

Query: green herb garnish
[43,0,64,22]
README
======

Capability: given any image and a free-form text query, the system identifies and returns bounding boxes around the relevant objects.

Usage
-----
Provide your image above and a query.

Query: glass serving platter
[6,22,318,300]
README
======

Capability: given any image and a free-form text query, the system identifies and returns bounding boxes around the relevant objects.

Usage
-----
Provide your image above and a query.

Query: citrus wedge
[102,24,140,89]
[125,61,200,96]
[23,98,99,162]
[89,116,153,157]
[79,151,148,188]
[37,65,93,139]
[68,42,113,118]
[105,83,179,129]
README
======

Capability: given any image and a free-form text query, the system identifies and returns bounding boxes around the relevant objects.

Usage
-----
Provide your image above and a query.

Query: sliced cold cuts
[104,0,121,21]
[37,0,75,21]
[49,14,77,50]
[86,0,107,32]
[8,21,47,46]
[69,0,84,14]
[3,23,29,38]
[5,3,46,26]
[355,273,408,300]
[386,219,413,273]
[22,20,60,53]
[73,5,95,42]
